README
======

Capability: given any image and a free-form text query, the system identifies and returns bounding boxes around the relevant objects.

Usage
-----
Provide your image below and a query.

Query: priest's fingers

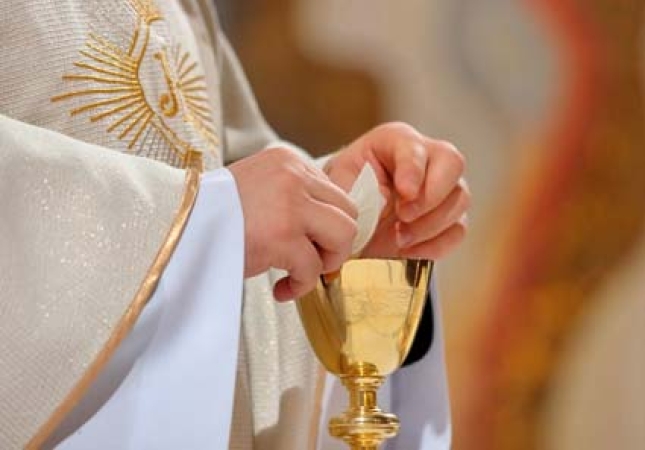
[398,140,465,223]
[398,218,467,260]
[396,181,471,248]
[390,136,428,202]
[273,239,324,301]
[367,123,429,201]
[304,199,357,273]
[328,123,429,200]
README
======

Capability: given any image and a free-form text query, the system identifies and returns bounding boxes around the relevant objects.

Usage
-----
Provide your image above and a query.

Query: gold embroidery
[127,0,162,25]
[155,50,180,118]
[171,44,219,148]
[52,0,218,168]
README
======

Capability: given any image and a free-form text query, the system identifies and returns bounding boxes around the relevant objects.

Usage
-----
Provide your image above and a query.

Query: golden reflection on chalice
[298,259,432,450]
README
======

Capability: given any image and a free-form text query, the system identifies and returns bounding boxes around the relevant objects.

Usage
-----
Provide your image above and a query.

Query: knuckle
[345,219,359,242]
[334,216,358,253]
[300,246,324,276]
[464,193,472,212]
[453,151,466,173]
[322,252,344,273]
[267,148,304,178]
[312,253,325,274]
[459,176,471,193]
[345,200,359,221]
[430,241,453,260]
[453,220,468,240]
[423,222,467,260]
[265,145,295,160]
[276,170,309,200]
[458,184,472,210]
[262,146,285,163]
[438,140,466,172]
[278,163,303,184]
[379,121,418,137]
[297,278,318,298]
[283,248,323,288]
[287,278,306,298]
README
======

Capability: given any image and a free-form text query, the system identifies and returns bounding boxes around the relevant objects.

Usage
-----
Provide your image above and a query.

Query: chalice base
[328,363,400,450]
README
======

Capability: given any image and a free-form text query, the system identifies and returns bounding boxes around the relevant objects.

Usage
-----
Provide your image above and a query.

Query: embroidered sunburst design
[170,44,219,148]
[52,0,218,168]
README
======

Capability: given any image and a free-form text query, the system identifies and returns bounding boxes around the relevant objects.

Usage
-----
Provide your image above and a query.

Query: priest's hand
[324,122,470,259]
[229,147,358,301]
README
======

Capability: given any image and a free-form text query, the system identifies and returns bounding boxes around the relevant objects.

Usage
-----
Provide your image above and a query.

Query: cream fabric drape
[0,114,197,448]
[54,169,246,450]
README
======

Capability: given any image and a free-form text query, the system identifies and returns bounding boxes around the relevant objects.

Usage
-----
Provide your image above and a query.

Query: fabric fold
[57,168,245,449]
[0,113,198,449]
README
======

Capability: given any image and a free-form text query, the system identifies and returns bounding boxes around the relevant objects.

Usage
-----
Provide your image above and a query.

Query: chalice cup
[297,259,433,450]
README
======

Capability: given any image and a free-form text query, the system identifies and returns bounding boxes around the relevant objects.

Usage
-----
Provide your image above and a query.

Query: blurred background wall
[215,0,645,448]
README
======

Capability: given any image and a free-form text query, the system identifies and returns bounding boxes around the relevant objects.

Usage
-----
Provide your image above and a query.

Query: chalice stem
[329,363,400,449]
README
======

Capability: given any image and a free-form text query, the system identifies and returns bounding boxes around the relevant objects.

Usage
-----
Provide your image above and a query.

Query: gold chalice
[298,259,432,450]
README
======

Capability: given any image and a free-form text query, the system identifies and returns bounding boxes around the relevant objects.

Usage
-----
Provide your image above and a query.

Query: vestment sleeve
[0,113,200,449]
[51,169,245,450]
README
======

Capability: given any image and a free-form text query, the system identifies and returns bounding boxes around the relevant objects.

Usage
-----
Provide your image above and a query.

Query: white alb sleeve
[55,168,245,450]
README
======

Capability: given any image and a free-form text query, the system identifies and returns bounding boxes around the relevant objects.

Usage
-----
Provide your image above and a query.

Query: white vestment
[0,0,451,448]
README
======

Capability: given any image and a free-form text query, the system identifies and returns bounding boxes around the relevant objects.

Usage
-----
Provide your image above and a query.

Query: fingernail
[397,228,414,248]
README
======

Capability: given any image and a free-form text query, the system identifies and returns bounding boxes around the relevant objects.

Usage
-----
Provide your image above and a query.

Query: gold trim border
[26,164,201,449]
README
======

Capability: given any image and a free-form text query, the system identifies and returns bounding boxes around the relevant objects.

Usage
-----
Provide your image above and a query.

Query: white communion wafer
[348,164,386,255]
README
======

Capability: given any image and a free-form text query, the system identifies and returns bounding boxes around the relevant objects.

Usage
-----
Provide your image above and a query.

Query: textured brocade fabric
[0,0,223,170]
[0,114,187,448]
[242,273,322,450]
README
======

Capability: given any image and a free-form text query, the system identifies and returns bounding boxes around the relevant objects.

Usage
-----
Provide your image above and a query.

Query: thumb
[325,152,393,206]
[325,158,361,193]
